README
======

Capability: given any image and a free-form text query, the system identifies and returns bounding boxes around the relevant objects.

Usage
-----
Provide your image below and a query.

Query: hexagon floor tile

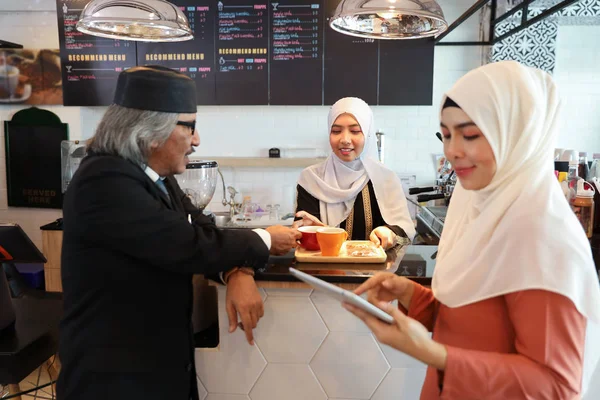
[205,394,250,400]
[254,296,328,363]
[197,376,208,400]
[371,368,427,400]
[310,291,371,333]
[249,364,327,400]
[310,332,390,399]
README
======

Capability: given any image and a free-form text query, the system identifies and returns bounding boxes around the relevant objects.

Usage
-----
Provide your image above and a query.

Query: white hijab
[432,61,600,395]
[298,97,415,240]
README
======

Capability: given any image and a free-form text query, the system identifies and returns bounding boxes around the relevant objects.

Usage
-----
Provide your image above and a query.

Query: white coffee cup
[0,65,19,98]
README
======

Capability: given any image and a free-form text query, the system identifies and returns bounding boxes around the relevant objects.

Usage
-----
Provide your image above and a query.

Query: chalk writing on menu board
[136,1,217,104]
[269,0,323,105]
[215,0,269,104]
[56,0,435,106]
[57,0,137,106]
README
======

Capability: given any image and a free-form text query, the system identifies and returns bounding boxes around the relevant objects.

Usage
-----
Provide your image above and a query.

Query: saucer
[0,84,32,103]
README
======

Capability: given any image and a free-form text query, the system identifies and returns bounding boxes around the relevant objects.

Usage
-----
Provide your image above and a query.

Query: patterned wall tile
[491,0,600,73]
[491,10,558,73]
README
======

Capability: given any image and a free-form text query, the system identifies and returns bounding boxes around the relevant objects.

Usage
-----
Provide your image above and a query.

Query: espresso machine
[409,174,455,245]
[408,133,456,245]
[408,172,456,206]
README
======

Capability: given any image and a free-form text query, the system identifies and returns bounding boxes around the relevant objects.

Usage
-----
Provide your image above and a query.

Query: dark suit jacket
[57,154,269,400]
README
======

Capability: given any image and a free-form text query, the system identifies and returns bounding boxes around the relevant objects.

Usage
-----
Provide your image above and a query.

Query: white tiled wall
[1,0,599,248]
[553,25,600,152]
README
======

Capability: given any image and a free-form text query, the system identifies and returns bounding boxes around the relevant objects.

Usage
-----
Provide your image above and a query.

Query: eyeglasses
[177,120,196,135]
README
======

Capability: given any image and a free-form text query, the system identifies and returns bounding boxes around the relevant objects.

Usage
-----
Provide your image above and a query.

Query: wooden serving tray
[295,240,387,264]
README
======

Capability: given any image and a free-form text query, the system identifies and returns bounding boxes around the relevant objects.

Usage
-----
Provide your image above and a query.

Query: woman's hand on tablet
[354,272,415,310]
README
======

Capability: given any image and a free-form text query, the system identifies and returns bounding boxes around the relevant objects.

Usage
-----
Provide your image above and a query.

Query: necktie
[155,178,171,202]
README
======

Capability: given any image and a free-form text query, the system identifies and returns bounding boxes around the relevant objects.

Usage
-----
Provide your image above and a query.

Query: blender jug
[178,160,219,210]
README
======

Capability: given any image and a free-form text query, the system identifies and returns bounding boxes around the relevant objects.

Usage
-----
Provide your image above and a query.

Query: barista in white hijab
[433,61,600,395]
[297,97,415,241]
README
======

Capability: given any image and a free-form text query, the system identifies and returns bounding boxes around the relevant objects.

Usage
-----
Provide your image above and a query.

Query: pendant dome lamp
[76,0,194,42]
[329,0,448,40]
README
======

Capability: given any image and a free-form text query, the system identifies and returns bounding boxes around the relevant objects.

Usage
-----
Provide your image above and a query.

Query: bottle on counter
[567,163,580,204]
[587,156,600,234]
[578,152,590,181]
[573,178,595,238]
[590,153,600,180]
[240,195,253,221]
[590,177,600,235]
[558,172,570,201]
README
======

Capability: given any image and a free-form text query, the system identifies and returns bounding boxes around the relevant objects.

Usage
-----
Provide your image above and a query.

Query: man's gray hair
[87,104,179,166]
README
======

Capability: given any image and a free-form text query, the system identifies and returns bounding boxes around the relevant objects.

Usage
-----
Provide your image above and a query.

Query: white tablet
[289,267,394,324]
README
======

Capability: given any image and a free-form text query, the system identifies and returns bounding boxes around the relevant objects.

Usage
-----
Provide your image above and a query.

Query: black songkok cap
[113,65,197,113]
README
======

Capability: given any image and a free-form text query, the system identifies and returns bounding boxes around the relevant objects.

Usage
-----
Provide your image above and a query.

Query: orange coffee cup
[316,227,348,256]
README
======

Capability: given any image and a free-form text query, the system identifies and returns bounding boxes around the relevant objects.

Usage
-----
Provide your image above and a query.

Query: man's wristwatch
[224,266,255,284]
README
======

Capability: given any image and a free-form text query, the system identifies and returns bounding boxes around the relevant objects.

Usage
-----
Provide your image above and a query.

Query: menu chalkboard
[215,0,269,105]
[57,0,137,106]
[57,0,435,106]
[269,0,324,105]
[323,29,378,105]
[137,1,217,105]
[378,39,435,106]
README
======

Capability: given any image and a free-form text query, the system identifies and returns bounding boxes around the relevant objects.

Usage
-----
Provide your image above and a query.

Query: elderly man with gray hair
[57,66,301,400]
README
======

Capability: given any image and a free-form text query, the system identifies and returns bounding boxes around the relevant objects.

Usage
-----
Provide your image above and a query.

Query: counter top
[250,243,431,290]
[39,221,431,290]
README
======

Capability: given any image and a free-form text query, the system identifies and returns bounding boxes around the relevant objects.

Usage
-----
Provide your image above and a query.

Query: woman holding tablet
[293,97,415,249]
[344,61,600,399]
